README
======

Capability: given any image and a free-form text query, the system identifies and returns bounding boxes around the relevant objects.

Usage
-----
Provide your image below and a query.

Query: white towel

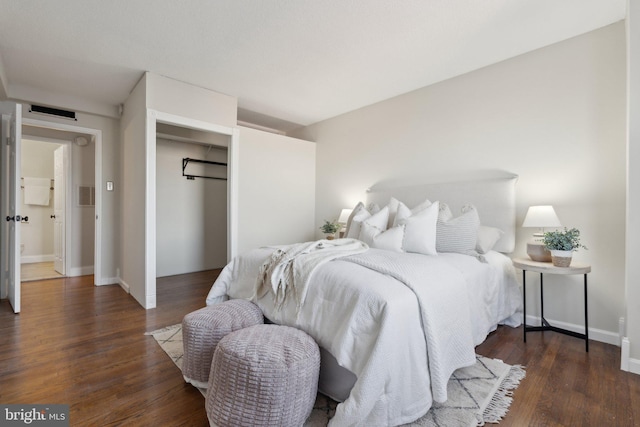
[23,177,51,206]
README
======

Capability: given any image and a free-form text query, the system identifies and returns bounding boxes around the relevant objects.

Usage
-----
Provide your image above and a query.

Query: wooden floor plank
[1,271,640,426]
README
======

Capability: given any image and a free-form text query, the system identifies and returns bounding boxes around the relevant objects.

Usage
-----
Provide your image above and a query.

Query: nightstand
[512,258,591,352]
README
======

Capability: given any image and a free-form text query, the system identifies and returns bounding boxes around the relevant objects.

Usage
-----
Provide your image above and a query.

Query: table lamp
[522,205,562,262]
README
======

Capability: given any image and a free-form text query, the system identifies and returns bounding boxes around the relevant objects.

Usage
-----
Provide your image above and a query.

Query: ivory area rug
[148,324,525,427]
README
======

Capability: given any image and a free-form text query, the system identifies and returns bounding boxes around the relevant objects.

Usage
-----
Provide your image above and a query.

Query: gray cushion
[206,324,320,427]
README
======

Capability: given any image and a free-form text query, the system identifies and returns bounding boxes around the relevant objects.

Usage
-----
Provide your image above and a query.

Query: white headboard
[366,174,518,253]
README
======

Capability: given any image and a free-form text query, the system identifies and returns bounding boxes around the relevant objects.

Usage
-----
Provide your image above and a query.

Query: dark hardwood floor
[2,272,640,426]
[0,271,218,426]
[476,327,640,427]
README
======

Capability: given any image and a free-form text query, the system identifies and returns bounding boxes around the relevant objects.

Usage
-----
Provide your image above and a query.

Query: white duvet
[206,246,522,427]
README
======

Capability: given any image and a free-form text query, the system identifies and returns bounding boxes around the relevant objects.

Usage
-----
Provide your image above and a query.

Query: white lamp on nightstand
[522,205,562,262]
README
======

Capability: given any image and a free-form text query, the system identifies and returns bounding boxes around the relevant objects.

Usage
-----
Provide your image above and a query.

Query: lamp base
[527,242,551,262]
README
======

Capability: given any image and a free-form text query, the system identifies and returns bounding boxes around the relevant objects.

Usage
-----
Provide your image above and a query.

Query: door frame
[20,135,72,276]
[21,118,103,285]
[52,144,67,275]
[144,109,238,309]
[3,105,22,312]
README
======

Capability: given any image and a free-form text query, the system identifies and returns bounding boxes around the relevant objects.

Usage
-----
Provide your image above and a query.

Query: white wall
[625,0,640,374]
[20,139,57,262]
[71,137,96,273]
[293,23,626,344]
[146,73,237,128]
[156,138,227,277]
[121,74,148,306]
[237,126,316,254]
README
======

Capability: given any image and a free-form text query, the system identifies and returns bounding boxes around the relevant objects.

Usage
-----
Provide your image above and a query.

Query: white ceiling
[0,0,627,131]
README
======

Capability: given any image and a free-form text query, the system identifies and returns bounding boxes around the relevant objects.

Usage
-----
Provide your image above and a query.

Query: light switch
[107,181,114,191]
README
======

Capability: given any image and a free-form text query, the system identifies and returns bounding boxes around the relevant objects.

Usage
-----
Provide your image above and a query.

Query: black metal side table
[512,258,591,352]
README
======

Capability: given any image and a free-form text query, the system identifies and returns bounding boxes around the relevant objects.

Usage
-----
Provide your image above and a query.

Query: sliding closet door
[236,127,316,253]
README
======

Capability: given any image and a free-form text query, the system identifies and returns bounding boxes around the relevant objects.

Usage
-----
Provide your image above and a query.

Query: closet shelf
[182,158,227,181]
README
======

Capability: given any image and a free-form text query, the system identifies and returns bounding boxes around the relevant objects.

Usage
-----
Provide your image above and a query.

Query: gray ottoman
[182,300,263,389]
[206,324,320,427]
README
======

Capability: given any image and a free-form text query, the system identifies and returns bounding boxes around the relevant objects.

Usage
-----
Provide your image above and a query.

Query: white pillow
[386,197,401,229]
[436,204,482,258]
[367,203,381,214]
[476,225,504,254]
[345,202,383,238]
[363,206,389,230]
[359,222,405,252]
[346,203,370,238]
[395,201,439,256]
[393,198,433,227]
[345,202,364,237]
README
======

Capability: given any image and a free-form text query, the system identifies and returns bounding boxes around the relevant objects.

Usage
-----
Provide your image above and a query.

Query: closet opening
[155,122,230,304]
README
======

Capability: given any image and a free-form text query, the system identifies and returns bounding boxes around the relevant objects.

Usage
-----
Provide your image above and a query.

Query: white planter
[550,249,573,267]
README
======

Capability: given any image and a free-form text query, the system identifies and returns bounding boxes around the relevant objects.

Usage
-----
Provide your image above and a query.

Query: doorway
[19,137,67,281]
[19,128,96,282]
[20,118,101,285]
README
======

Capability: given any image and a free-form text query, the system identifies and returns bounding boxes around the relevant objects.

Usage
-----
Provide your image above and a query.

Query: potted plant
[320,220,341,240]
[542,227,587,267]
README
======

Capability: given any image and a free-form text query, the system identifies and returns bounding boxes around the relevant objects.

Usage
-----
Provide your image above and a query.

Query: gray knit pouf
[206,324,320,427]
[182,300,264,389]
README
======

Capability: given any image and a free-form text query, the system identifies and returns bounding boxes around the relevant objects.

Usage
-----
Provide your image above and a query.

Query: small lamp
[337,208,353,237]
[522,205,562,262]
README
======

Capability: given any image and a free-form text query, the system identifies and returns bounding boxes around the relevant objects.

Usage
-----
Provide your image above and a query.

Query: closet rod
[182,157,228,181]
[183,157,227,167]
[184,174,227,181]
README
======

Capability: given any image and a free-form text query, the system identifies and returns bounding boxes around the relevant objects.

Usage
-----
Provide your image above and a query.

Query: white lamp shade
[338,208,353,224]
[522,205,562,228]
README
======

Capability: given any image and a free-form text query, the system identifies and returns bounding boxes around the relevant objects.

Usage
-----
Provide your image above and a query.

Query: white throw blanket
[256,238,368,312]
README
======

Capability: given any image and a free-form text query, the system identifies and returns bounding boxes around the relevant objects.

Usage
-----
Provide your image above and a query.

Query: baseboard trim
[145,294,156,310]
[21,254,54,264]
[69,266,94,277]
[525,314,619,346]
[622,338,630,371]
[119,279,130,294]
[621,337,640,375]
[95,277,119,286]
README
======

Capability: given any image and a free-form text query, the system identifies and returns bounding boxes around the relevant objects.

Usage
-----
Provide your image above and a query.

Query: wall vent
[30,104,77,121]
[77,186,95,207]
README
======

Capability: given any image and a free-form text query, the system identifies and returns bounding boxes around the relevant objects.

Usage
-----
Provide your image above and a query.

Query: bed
[205,174,522,427]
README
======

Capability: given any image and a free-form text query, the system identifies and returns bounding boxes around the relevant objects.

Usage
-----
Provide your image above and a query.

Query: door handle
[50,215,56,219]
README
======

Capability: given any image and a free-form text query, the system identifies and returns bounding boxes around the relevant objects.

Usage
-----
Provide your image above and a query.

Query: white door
[7,104,22,313]
[53,146,65,275]
[0,115,6,300]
